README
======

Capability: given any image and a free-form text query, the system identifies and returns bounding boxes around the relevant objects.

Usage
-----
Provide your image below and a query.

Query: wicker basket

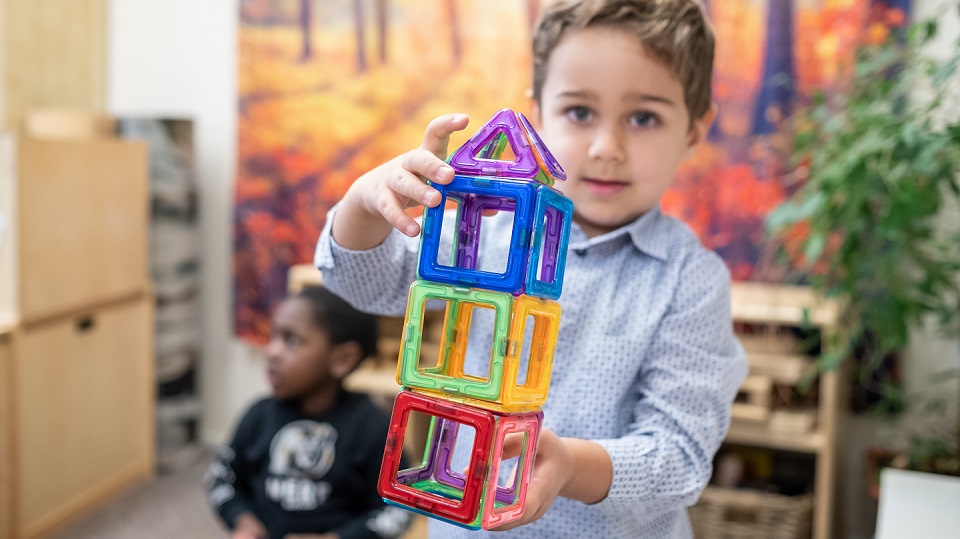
[689,486,813,539]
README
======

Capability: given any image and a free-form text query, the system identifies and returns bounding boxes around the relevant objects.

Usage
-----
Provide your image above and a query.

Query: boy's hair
[298,286,379,361]
[532,0,714,124]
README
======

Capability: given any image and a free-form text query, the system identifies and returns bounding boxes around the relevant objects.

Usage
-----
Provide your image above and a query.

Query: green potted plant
[766,9,960,479]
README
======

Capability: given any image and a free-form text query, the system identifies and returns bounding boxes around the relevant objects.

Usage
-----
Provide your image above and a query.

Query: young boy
[314,0,747,537]
[206,286,412,539]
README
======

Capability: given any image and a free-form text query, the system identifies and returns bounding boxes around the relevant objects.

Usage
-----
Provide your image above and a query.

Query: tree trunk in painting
[300,0,313,62]
[446,0,462,67]
[751,0,795,135]
[376,0,388,64]
[354,0,368,73]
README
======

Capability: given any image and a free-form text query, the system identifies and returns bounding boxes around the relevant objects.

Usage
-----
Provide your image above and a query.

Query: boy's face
[532,26,715,238]
[265,298,338,403]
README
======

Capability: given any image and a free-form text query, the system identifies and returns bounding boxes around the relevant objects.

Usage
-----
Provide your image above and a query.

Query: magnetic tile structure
[377,109,574,529]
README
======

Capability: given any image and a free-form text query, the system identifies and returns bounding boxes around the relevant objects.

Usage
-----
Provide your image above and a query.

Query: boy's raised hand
[332,114,470,250]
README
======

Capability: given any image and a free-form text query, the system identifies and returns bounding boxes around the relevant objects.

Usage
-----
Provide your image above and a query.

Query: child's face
[265,298,337,402]
[532,26,715,238]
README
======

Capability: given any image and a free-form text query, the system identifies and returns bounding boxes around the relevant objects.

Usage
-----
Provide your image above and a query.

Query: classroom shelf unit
[708,282,847,539]
[0,133,154,539]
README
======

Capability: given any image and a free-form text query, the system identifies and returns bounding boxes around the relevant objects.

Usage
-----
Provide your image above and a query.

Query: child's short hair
[298,286,379,360]
[532,0,714,123]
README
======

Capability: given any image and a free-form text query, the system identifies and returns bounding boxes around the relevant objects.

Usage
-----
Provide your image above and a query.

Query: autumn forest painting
[235,0,910,344]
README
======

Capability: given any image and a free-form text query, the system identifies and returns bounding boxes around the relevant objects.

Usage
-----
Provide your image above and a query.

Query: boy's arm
[587,250,747,517]
[328,408,413,539]
[316,115,468,316]
[330,114,468,250]
[327,505,412,539]
[205,407,264,533]
[499,250,747,529]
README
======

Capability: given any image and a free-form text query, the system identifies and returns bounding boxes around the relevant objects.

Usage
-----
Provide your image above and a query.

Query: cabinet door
[0,334,12,539]
[15,298,154,537]
[18,139,148,321]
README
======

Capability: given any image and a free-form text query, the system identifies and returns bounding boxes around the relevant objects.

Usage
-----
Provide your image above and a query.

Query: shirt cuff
[590,435,658,515]
[313,203,411,273]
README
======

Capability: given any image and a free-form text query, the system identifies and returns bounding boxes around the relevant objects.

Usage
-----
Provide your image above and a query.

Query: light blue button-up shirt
[314,205,747,538]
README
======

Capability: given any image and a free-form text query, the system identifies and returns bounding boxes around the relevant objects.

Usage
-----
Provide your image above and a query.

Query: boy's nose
[265,338,282,359]
[587,127,626,162]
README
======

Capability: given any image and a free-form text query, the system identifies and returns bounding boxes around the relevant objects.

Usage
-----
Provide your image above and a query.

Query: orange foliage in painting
[235,0,907,343]
[235,0,536,343]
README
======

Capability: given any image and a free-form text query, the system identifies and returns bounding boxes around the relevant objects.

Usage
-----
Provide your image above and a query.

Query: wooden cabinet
[14,300,154,537]
[0,133,154,538]
[16,139,148,323]
[1,324,14,539]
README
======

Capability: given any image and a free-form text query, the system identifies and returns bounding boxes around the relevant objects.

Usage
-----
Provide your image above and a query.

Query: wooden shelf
[344,364,401,397]
[0,313,17,335]
[725,421,825,454]
[745,351,815,385]
[731,282,841,328]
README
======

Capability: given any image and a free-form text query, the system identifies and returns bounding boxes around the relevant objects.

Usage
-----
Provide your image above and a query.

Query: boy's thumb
[500,432,526,460]
[422,113,469,158]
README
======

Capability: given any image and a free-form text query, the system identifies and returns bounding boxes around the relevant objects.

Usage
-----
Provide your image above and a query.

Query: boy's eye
[629,111,659,128]
[564,106,593,123]
[283,332,301,348]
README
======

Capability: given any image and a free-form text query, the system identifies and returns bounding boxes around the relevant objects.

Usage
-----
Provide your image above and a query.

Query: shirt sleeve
[313,203,422,317]
[205,405,262,529]
[590,249,748,519]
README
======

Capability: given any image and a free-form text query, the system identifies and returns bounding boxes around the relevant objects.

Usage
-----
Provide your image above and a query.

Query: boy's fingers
[387,168,441,207]
[378,190,420,237]
[421,113,470,158]
[500,433,525,460]
[401,148,455,185]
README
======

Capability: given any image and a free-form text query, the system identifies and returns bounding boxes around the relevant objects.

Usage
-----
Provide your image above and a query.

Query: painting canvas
[235,0,909,344]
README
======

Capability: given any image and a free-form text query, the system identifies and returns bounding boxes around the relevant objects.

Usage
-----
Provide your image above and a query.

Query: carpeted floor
[49,447,228,539]
[48,446,428,539]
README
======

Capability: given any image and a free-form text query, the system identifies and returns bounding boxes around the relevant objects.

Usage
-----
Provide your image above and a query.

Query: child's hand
[491,428,614,531]
[232,512,269,539]
[492,428,575,531]
[333,114,470,249]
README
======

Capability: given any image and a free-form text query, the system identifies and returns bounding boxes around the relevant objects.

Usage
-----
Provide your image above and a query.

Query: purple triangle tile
[518,112,567,182]
[448,109,539,179]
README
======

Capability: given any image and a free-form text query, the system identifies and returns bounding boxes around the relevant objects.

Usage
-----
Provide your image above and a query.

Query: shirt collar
[569,206,670,261]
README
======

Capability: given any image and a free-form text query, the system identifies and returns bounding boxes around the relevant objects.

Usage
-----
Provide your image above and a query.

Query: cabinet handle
[76,316,96,333]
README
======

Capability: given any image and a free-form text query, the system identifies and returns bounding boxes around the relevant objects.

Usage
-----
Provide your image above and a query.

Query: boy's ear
[684,102,718,160]
[329,341,365,380]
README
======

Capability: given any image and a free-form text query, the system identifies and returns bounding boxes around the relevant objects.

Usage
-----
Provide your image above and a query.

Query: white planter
[875,468,960,539]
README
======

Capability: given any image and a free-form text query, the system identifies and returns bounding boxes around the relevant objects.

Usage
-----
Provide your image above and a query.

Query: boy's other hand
[341,113,469,240]
[491,428,574,531]
[232,512,269,539]
[491,428,613,531]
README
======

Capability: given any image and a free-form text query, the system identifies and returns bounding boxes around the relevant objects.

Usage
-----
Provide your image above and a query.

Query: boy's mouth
[267,368,281,387]
[583,178,629,197]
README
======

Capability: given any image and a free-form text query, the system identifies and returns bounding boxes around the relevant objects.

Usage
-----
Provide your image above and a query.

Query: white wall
[107,0,268,445]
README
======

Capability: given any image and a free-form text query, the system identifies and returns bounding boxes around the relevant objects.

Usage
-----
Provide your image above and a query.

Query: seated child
[206,286,412,539]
